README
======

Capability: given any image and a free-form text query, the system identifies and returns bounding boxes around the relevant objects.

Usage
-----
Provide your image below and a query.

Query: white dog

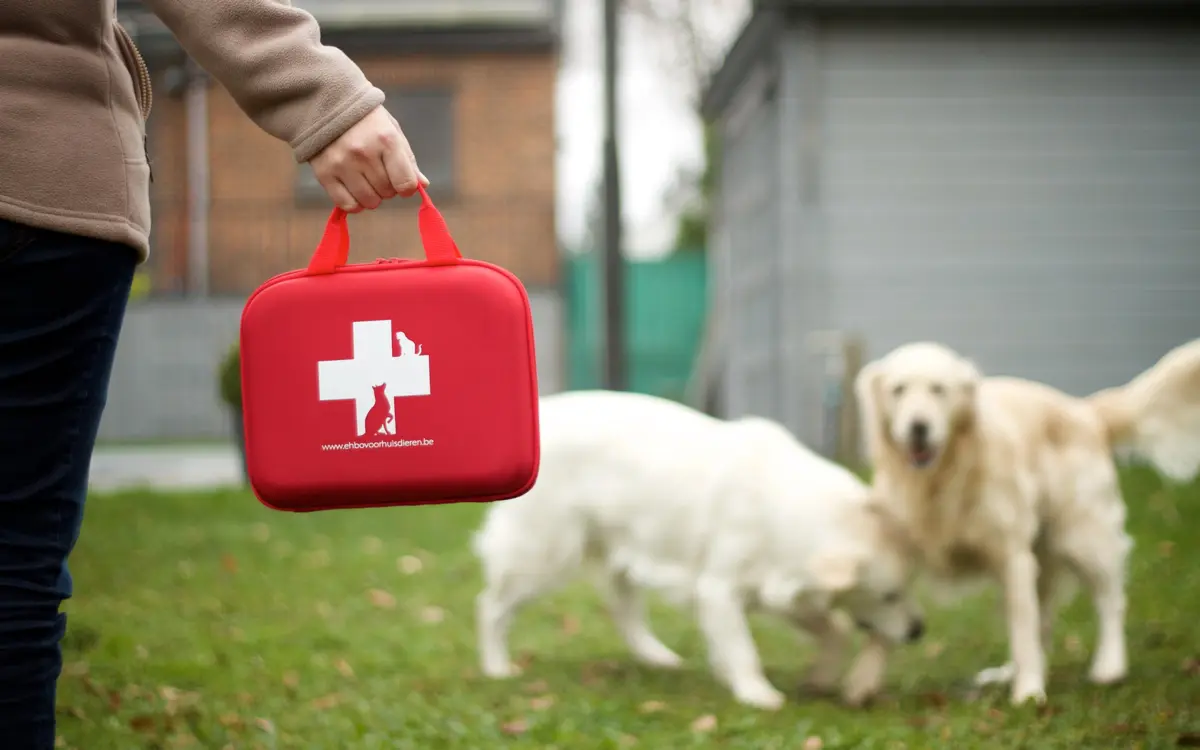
[472,390,924,710]
[855,338,1200,705]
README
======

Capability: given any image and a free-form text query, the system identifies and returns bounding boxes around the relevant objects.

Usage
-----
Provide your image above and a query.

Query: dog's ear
[854,360,887,458]
[956,357,982,430]
[810,547,865,593]
[959,357,982,393]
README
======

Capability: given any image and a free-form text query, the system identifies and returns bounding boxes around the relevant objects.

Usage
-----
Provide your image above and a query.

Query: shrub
[218,342,241,410]
[129,271,152,302]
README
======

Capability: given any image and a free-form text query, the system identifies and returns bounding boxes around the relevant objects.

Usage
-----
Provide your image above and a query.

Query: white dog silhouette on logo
[395,331,422,356]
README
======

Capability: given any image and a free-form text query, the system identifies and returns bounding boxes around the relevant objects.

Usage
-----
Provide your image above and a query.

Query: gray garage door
[821,17,1200,395]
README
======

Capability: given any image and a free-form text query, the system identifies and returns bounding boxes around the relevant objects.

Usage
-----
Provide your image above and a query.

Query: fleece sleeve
[141,0,385,162]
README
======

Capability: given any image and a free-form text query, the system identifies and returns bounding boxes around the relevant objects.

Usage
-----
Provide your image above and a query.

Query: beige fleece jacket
[0,0,385,261]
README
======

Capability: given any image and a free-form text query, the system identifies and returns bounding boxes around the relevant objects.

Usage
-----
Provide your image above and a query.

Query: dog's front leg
[1002,549,1046,705]
[795,611,852,694]
[841,635,889,707]
[696,577,785,710]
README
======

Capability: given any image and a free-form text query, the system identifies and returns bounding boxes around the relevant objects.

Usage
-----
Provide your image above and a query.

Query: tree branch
[622,0,748,112]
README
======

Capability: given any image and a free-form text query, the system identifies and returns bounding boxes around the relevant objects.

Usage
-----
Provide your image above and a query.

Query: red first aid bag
[239,187,541,512]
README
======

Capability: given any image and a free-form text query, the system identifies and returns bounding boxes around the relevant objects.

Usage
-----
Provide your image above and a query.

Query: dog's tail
[1086,337,1200,483]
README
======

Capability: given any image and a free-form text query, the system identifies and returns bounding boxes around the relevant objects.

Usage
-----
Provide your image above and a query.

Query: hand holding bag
[238,188,541,511]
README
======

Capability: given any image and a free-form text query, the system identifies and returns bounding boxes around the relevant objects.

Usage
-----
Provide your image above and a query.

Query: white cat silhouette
[395,331,423,356]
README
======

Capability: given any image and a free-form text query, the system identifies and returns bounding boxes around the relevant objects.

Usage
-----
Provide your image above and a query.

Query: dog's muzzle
[907,420,936,467]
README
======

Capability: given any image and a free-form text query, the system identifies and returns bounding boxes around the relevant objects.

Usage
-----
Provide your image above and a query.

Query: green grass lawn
[58,467,1198,749]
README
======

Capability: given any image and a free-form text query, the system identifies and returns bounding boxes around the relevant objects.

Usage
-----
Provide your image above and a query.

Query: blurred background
[63,3,1200,746]
[97,0,1200,488]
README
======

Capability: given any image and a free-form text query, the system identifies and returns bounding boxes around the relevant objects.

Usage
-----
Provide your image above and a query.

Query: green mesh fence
[563,250,708,401]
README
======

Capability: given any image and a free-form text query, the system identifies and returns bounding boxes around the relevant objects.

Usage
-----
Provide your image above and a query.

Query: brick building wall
[145,51,559,295]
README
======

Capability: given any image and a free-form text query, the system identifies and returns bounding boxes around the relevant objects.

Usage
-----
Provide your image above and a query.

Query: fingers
[382,133,421,198]
[316,159,384,211]
[340,170,383,211]
[309,105,427,210]
[406,142,430,189]
[363,157,397,203]
[315,152,386,211]
[391,126,429,190]
[321,177,360,213]
[317,167,377,212]
[361,123,398,201]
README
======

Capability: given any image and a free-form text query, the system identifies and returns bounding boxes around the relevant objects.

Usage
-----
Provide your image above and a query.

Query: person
[0,1,427,745]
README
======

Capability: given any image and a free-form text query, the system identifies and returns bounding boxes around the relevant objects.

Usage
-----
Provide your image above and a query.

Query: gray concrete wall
[98,291,565,442]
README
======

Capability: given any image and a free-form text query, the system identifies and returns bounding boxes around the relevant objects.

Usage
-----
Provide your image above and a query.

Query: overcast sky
[554,0,747,259]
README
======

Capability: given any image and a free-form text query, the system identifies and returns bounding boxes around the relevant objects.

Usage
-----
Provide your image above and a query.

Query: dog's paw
[841,639,888,708]
[1088,653,1127,685]
[481,661,521,679]
[841,672,884,708]
[733,681,787,711]
[841,682,878,708]
[1010,682,1047,707]
[973,663,1016,687]
[634,644,685,670]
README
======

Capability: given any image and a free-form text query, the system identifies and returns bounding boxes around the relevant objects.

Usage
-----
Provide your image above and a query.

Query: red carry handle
[305,184,462,275]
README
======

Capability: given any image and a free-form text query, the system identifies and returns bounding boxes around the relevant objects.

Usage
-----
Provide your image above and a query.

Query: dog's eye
[891,384,906,398]
[929,383,945,397]
[882,591,902,604]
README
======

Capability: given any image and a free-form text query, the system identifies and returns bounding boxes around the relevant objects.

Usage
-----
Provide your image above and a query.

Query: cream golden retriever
[855,338,1200,705]
[473,390,924,710]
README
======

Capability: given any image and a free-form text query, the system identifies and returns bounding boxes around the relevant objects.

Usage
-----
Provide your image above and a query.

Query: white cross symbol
[317,320,431,437]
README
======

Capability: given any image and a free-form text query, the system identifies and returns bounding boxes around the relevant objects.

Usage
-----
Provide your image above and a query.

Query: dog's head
[855,342,980,471]
[809,499,924,645]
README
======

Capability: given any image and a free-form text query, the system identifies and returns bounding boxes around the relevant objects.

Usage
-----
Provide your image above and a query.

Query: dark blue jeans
[0,218,136,748]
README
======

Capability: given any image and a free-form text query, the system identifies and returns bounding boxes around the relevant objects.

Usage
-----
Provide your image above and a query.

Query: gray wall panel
[717,62,786,420]
[819,19,1200,395]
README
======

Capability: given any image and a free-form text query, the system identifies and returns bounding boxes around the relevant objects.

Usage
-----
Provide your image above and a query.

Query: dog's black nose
[907,619,925,643]
[910,420,929,443]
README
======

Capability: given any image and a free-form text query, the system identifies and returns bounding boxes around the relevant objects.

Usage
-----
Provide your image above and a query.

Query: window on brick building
[295,85,457,204]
